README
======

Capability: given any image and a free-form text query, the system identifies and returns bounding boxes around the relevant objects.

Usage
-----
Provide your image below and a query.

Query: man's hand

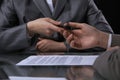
[27,18,63,37]
[63,22,109,50]
[36,38,67,53]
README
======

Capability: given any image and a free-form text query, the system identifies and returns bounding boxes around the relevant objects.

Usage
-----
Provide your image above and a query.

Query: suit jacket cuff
[111,34,120,47]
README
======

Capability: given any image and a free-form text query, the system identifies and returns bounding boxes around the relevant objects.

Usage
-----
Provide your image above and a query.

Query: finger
[70,40,82,50]
[63,31,68,39]
[74,41,81,49]
[71,30,82,36]
[38,45,46,52]
[38,46,47,52]
[59,29,65,35]
[46,18,61,25]
[36,41,44,50]
[48,24,64,33]
[63,30,71,39]
[38,38,44,41]
[36,40,49,52]
[66,34,73,44]
[70,41,76,49]
[63,23,68,27]
[43,19,63,33]
[46,29,54,36]
[45,19,64,32]
[68,22,83,29]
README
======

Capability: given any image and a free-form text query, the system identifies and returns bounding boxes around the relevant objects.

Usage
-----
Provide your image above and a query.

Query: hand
[63,22,109,50]
[36,38,67,53]
[66,66,94,80]
[27,18,63,37]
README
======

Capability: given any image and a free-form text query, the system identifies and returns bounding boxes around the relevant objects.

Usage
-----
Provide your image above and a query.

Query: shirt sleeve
[107,34,112,48]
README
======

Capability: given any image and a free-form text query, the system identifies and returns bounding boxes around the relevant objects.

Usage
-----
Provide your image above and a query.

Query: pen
[59,22,80,30]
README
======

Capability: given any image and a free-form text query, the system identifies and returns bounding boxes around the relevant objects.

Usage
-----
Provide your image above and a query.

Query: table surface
[0,54,70,77]
[0,52,98,78]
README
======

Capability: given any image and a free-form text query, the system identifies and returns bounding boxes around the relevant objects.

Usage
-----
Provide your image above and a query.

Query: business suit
[0,0,113,54]
[94,47,120,80]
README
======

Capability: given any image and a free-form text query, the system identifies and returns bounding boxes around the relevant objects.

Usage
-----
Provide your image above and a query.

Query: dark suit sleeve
[93,48,120,80]
[0,0,30,53]
[87,0,113,33]
[111,34,120,47]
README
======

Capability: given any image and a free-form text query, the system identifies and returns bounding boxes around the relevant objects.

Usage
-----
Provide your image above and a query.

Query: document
[17,55,98,66]
[9,76,66,80]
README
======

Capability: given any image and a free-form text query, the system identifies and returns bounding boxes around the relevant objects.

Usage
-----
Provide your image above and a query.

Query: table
[0,52,100,79]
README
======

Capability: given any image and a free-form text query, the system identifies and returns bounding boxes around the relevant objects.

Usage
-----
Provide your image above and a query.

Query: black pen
[59,22,80,30]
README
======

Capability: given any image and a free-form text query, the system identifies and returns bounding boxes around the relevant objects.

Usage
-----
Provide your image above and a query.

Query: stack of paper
[17,55,98,66]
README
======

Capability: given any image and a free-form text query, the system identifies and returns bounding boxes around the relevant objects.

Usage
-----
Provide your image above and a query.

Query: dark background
[94,0,119,34]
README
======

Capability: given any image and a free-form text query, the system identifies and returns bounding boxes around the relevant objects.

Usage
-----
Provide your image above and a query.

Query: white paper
[17,55,98,66]
[9,76,66,80]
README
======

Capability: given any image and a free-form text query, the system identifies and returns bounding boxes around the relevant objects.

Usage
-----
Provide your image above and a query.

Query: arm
[87,0,113,33]
[0,0,30,53]
[93,48,120,80]
[0,0,62,53]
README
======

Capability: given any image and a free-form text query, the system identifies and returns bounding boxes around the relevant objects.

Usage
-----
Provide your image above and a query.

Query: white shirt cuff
[107,34,112,48]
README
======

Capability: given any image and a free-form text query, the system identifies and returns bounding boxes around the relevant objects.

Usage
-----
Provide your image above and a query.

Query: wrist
[27,21,35,37]
[59,42,67,52]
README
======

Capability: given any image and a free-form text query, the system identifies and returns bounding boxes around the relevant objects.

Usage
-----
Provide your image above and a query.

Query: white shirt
[46,0,54,13]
